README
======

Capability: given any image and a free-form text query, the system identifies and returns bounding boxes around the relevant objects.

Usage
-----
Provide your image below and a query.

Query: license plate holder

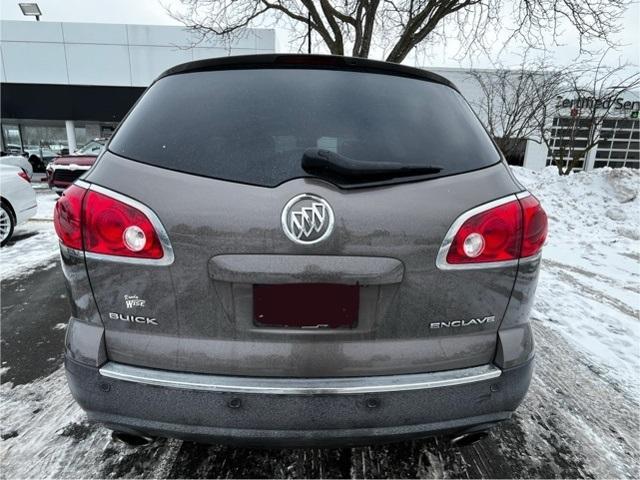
[253,283,359,329]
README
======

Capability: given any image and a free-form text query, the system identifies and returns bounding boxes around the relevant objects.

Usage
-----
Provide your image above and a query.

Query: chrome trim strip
[51,164,91,171]
[99,362,501,395]
[515,191,532,200]
[83,250,173,266]
[519,252,542,264]
[67,181,174,266]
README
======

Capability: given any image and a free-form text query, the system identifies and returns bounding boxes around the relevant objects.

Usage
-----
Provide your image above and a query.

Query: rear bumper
[65,355,533,447]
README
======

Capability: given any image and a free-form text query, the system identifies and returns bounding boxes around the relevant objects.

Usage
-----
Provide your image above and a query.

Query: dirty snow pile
[512,166,640,399]
[0,188,58,280]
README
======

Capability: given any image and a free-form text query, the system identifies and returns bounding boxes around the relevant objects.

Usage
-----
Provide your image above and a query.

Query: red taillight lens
[53,184,167,260]
[519,195,548,257]
[446,199,523,265]
[54,184,86,250]
[18,170,30,182]
[82,190,164,259]
[442,193,547,267]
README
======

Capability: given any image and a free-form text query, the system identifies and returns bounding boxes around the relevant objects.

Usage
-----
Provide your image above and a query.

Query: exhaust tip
[450,431,488,447]
[111,431,154,447]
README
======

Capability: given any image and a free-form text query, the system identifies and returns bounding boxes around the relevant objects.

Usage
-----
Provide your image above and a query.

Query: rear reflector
[438,193,547,269]
[53,182,172,263]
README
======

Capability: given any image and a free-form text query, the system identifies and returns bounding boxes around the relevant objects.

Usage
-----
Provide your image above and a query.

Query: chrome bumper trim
[50,164,91,171]
[99,362,501,395]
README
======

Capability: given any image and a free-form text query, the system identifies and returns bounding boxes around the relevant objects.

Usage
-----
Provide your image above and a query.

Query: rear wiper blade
[301,148,442,179]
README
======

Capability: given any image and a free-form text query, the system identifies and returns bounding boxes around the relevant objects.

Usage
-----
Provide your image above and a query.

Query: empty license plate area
[253,284,359,329]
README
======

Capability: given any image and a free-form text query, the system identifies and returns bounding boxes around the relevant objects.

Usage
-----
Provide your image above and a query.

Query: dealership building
[430,68,640,170]
[0,20,275,155]
[1,19,638,170]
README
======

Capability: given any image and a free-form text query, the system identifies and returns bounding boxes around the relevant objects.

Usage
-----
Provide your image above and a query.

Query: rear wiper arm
[301,148,442,179]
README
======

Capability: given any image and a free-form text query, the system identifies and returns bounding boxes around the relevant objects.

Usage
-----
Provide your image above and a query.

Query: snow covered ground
[1,168,638,478]
[512,166,640,399]
[0,188,59,281]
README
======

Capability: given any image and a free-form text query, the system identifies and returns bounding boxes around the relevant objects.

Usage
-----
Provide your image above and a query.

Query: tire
[0,201,15,247]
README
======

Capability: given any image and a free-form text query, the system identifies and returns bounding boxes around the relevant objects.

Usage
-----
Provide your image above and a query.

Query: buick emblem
[282,194,334,245]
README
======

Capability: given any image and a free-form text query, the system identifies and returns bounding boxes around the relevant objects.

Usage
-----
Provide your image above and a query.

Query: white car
[0,164,37,246]
[0,154,34,179]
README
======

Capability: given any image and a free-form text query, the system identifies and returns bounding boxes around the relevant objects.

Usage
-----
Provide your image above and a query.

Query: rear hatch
[83,57,521,377]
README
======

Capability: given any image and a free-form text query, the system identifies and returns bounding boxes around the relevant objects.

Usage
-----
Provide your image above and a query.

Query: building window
[22,125,68,153]
[1,124,22,154]
[593,117,640,169]
[545,116,593,170]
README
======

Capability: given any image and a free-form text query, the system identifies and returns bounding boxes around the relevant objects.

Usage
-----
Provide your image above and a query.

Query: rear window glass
[109,68,499,187]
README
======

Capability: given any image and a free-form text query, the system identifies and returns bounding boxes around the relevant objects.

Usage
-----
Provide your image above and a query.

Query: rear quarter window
[109,68,500,187]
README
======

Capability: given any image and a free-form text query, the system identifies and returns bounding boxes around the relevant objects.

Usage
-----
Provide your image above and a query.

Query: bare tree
[167,0,629,63]
[468,51,639,175]
[468,56,566,162]
[539,56,640,175]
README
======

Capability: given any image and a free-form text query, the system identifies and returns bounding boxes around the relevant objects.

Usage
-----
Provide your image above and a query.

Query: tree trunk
[553,157,564,175]
[563,153,583,176]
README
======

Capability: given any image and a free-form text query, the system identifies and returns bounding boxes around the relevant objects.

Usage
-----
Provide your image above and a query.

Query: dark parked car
[46,140,105,194]
[55,55,547,447]
[25,146,59,172]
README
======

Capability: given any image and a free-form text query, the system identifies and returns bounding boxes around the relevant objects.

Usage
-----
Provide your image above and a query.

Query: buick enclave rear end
[58,54,546,447]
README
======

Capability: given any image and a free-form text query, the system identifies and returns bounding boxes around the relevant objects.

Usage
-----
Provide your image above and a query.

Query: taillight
[53,183,172,263]
[445,199,523,265]
[82,190,164,259]
[437,193,547,269]
[54,184,86,250]
[18,170,30,182]
[519,195,548,258]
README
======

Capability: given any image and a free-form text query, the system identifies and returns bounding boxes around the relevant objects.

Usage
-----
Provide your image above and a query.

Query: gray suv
[56,55,547,447]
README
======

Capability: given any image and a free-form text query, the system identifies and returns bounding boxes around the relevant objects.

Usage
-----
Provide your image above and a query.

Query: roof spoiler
[155,53,458,92]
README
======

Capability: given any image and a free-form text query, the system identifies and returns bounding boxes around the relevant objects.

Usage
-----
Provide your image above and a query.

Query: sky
[0,0,638,70]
